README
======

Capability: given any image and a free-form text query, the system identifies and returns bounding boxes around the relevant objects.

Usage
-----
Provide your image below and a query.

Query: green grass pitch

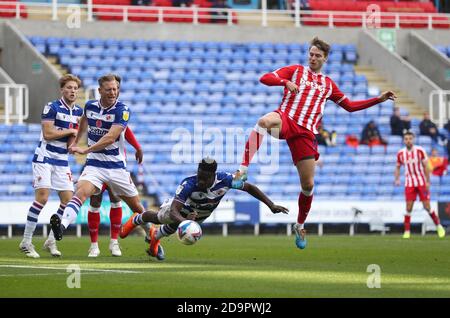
[1,234,449,297]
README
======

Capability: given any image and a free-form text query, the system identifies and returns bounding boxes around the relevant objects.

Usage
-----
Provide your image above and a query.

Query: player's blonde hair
[309,37,331,57]
[59,74,81,89]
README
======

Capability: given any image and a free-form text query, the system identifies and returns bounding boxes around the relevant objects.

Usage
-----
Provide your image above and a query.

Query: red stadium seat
[198,10,211,23]
[0,4,27,18]
[399,15,427,28]
[128,8,158,22]
[94,7,124,21]
[153,0,172,6]
[432,16,450,29]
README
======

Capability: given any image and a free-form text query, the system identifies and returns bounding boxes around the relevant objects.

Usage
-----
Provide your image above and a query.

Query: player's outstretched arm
[125,127,143,164]
[330,78,396,112]
[240,182,289,214]
[339,91,396,112]
[394,165,401,186]
[42,121,77,141]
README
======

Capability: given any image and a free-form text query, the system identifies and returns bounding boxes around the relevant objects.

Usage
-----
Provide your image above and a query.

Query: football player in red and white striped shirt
[235,37,396,250]
[395,131,446,239]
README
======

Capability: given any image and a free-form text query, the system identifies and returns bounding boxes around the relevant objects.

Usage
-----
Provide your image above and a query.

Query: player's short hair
[198,157,217,173]
[59,74,81,89]
[98,74,120,87]
[309,37,330,57]
[403,131,415,138]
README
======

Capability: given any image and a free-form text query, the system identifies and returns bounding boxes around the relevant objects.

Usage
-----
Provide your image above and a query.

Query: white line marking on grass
[0,272,104,277]
[0,265,141,274]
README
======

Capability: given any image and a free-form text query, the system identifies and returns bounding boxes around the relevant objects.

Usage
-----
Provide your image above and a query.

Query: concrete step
[354,65,425,119]
[236,11,293,27]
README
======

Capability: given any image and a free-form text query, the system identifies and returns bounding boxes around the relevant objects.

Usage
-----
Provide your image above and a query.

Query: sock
[132,213,143,226]
[23,201,44,243]
[110,202,122,240]
[297,188,314,224]
[241,124,266,167]
[429,210,440,226]
[88,206,100,243]
[56,203,66,218]
[404,214,411,232]
[90,242,98,248]
[157,224,177,240]
[61,196,83,229]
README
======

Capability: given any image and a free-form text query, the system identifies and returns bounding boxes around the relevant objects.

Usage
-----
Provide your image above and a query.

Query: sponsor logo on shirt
[300,78,325,93]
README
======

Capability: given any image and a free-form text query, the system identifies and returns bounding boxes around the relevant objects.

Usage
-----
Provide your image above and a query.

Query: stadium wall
[406,32,450,90]
[0,21,60,122]
[358,30,440,110]
[0,67,15,84]
[6,19,363,43]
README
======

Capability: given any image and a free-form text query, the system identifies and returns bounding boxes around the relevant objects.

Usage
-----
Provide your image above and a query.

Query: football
[177,220,202,245]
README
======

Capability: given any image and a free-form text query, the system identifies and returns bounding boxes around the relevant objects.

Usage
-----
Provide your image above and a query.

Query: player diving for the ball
[119,157,289,260]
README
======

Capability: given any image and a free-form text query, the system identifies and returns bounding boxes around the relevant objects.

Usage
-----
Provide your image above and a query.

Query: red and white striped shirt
[266,65,343,134]
[397,146,428,187]
[260,64,381,135]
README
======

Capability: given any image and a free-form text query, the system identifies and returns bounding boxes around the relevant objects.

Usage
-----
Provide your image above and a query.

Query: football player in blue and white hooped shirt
[120,157,289,260]
[20,74,83,259]
[49,74,149,245]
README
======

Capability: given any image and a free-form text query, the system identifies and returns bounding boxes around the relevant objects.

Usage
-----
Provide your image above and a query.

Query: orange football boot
[119,212,139,239]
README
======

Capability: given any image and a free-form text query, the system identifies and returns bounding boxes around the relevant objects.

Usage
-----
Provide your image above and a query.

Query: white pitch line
[0,272,104,277]
[0,265,141,274]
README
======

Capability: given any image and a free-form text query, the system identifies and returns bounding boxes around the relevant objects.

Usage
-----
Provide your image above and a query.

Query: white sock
[61,196,83,229]
[47,230,55,241]
[23,201,44,243]
[297,223,304,230]
[91,242,98,248]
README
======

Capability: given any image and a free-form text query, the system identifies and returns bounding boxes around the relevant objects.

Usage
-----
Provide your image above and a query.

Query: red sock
[110,204,123,240]
[404,214,411,232]
[241,128,265,167]
[88,210,100,243]
[429,210,440,226]
[297,192,313,224]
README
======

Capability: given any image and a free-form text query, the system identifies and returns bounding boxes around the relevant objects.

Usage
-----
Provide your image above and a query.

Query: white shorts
[157,198,174,224]
[32,162,74,192]
[156,198,206,225]
[78,165,138,197]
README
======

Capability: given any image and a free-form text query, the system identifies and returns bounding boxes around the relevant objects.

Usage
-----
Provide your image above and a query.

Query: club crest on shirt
[43,105,51,115]
[176,184,184,195]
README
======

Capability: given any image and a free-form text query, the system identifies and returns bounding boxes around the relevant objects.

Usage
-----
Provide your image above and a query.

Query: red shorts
[405,186,430,202]
[274,110,320,164]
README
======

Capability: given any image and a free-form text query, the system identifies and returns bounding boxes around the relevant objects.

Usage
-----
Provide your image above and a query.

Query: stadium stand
[1,36,447,204]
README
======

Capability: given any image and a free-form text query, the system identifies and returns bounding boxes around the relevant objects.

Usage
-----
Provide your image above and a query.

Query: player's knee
[301,182,314,193]
[35,191,49,206]
[257,117,273,129]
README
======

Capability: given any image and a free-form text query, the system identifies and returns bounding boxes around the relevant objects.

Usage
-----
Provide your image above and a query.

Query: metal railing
[0,84,29,125]
[429,90,450,128]
[1,1,449,29]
